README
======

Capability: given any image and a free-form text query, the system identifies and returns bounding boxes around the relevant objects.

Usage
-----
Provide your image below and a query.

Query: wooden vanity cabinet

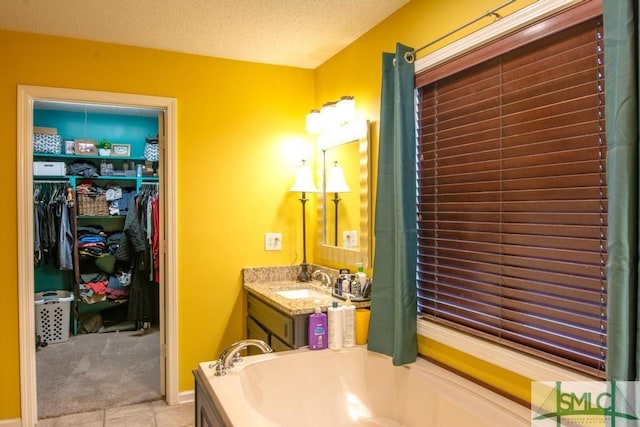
[246,293,308,352]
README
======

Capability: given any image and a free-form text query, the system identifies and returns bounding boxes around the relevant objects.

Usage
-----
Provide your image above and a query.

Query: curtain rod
[405,0,517,63]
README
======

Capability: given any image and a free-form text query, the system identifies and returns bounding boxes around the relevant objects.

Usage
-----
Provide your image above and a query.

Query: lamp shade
[326,162,350,193]
[290,161,319,193]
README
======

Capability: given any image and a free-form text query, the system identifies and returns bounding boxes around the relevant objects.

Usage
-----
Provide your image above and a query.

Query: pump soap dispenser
[354,263,366,298]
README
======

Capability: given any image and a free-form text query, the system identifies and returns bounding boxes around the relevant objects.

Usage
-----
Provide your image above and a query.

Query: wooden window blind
[415,9,606,377]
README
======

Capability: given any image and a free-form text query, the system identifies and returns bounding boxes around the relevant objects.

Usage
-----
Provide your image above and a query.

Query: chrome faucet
[312,270,332,288]
[212,339,273,376]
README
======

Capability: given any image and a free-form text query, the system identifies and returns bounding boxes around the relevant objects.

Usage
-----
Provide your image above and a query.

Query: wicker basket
[77,192,108,216]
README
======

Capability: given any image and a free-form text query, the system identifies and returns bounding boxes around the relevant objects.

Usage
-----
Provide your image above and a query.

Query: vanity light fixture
[336,96,356,124]
[317,118,368,151]
[306,109,323,135]
[320,101,339,129]
[307,96,356,136]
[289,160,319,282]
[307,96,365,149]
[325,161,351,246]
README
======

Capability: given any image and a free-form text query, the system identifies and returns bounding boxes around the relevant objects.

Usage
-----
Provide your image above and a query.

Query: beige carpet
[36,327,162,419]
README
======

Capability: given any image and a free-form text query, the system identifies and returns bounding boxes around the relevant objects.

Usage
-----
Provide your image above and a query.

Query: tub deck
[196,346,530,427]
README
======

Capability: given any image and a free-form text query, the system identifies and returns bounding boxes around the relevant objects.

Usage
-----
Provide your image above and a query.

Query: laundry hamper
[35,290,74,344]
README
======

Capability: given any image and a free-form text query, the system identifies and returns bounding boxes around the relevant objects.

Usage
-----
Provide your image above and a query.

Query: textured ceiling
[0,0,409,69]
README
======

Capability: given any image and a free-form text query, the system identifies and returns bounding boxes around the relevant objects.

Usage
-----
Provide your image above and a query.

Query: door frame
[17,85,179,426]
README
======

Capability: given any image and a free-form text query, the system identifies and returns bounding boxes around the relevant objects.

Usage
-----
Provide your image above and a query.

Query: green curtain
[604,0,640,380]
[367,43,418,365]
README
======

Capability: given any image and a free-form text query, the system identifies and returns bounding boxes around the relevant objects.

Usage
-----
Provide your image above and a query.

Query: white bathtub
[196,346,530,426]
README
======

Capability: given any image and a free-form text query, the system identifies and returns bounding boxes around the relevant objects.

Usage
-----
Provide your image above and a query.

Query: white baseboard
[0,419,21,427]
[178,389,194,404]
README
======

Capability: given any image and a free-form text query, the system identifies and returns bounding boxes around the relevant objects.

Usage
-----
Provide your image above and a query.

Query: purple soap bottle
[308,303,328,350]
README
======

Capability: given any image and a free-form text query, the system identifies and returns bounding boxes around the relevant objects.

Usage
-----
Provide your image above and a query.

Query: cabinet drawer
[247,316,269,342]
[246,317,270,355]
[247,294,294,345]
[270,334,294,352]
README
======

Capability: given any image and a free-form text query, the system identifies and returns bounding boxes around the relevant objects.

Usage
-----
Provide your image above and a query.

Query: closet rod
[406,0,516,62]
[33,180,70,184]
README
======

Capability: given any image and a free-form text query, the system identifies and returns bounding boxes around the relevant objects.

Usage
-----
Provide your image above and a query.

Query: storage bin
[77,192,109,216]
[35,290,74,344]
[33,133,63,154]
[34,126,57,135]
[33,161,66,176]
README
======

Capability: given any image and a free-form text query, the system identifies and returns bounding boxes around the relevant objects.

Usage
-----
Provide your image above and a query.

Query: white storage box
[35,290,74,344]
[34,161,66,176]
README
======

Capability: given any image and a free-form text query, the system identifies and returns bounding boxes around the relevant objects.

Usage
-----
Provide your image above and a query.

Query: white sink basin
[274,288,329,300]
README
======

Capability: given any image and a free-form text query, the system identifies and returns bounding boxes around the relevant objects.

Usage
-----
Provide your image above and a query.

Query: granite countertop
[242,266,371,316]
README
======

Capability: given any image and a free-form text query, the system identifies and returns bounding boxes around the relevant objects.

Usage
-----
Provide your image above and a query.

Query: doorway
[17,85,178,426]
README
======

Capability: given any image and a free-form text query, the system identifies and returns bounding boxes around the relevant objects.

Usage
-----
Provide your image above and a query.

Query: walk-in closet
[32,100,165,419]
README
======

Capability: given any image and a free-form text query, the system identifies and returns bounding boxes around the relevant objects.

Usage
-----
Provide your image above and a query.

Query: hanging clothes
[140,184,160,282]
[33,181,73,270]
[58,194,74,270]
[120,192,151,322]
[114,184,159,322]
[152,192,160,282]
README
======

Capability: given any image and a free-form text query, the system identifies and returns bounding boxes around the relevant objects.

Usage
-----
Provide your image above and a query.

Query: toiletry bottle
[342,278,351,295]
[328,301,343,350]
[351,281,361,298]
[351,277,361,298]
[361,277,372,299]
[308,302,328,350]
[355,263,367,298]
[343,297,356,347]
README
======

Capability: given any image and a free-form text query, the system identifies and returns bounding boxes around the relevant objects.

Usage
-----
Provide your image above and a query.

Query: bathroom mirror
[317,119,371,268]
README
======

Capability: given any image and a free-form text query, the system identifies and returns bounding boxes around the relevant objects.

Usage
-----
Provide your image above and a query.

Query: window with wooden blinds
[416,12,607,377]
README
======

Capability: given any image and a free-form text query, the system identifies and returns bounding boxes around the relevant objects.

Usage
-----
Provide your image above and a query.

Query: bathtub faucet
[312,270,332,288]
[213,339,273,376]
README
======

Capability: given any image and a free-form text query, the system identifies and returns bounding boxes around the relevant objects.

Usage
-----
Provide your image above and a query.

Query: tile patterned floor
[36,400,194,427]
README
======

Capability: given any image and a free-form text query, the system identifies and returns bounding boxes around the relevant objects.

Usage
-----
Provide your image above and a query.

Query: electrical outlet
[265,233,282,251]
[343,230,358,248]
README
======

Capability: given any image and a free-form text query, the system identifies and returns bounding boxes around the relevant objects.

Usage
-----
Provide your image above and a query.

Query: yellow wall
[1,0,542,421]
[0,30,315,419]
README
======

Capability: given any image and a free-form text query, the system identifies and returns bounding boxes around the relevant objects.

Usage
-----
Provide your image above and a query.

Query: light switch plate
[265,233,282,251]
[343,230,358,248]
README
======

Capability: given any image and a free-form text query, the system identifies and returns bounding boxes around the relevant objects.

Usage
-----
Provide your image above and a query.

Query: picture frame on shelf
[74,139,97,156]
[111,143,131,157]
[64,140,75,154]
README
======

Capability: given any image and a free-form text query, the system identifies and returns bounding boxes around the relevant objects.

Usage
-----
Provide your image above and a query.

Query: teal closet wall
[34,110,158,157]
